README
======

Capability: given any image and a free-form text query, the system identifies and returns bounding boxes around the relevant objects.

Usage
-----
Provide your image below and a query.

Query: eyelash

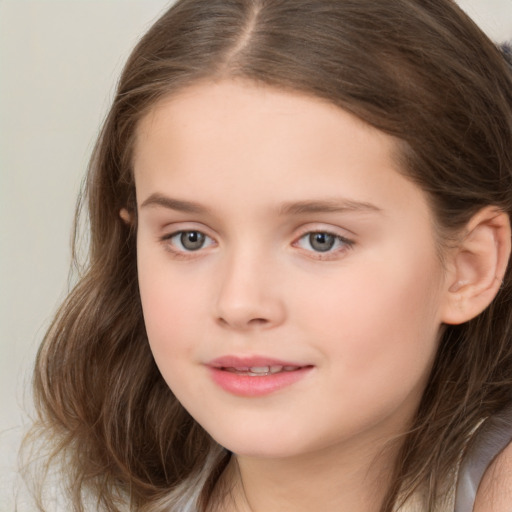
[161,230,216,255]
[160,229,354,258]
[293,231,354,258]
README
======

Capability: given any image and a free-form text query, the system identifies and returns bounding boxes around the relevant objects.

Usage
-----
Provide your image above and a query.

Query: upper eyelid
[155,217,354,233]
[160,223,217,238]
[293,223,356,240]
[294,231,354,247]
[298,231,353,241]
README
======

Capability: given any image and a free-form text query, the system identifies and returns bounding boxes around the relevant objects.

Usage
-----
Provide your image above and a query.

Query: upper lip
[208,355,308,369]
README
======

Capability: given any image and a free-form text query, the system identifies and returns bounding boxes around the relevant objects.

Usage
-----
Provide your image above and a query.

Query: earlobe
[119,208,134,225]
[441,206,511,325]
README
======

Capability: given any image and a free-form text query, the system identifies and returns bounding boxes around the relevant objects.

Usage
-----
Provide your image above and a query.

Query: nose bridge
[214,239,285,329]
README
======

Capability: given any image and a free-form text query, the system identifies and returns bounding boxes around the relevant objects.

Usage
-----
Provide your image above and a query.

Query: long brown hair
[28,1,512,510]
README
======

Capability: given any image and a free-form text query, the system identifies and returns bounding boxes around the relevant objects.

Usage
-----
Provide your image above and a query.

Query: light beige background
[0,0,511,508]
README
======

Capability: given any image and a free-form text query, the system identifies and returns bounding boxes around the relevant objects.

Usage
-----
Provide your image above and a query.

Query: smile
[222,365,301,376]
[207,356,313,396]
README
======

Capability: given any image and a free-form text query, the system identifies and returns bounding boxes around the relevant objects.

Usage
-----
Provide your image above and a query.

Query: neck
[213,435,401,512]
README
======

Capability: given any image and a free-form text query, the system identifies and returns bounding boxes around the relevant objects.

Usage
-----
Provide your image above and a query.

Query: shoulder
[473,440,512,512]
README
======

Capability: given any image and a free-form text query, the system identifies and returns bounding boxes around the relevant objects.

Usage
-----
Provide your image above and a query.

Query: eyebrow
[140,193,211,214]
[140,193,382,216]
[278,198,382,215]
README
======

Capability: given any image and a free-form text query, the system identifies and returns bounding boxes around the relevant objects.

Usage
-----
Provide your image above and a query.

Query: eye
[164,230,215,252]
[296,231,353,253]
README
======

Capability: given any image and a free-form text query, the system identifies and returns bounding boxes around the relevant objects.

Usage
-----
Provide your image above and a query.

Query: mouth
[218,365,303,376]
[207,356,313,396]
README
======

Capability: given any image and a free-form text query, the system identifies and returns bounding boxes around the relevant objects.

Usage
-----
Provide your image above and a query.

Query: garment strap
[454,402,512,512]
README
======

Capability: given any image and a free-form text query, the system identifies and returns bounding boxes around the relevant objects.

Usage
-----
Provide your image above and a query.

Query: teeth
[223,365,300,375]
[249,366,271,374]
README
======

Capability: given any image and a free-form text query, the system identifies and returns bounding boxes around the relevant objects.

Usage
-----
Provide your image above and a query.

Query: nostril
[216,313,273,329]
[248,318,269,325]
[214,286,286,329]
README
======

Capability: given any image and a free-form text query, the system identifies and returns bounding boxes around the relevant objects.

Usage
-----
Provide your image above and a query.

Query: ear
[119,208,133,225]
[441,206,511,325]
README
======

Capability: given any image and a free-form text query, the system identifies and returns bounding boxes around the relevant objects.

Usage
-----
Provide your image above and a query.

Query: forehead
[132,79,429,221]
[134,78,395,154]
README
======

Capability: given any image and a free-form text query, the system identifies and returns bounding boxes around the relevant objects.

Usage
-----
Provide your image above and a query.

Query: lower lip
[208,367,313,397]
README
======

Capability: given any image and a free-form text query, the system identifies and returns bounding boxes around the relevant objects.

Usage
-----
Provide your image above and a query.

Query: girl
[28,0,512,511]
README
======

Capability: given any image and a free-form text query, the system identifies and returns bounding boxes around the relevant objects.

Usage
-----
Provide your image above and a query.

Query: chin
[207,425,317,460]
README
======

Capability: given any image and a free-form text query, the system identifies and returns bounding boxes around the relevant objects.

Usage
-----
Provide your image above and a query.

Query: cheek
[137,248,204,364]
[138,271,210,401]
[297,250,444,389]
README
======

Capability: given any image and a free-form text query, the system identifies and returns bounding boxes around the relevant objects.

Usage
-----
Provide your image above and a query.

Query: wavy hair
[27,1,512,510]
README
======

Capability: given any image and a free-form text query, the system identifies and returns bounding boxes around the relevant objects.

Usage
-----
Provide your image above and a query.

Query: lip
[207,355,313,397]
[209,355,306,368]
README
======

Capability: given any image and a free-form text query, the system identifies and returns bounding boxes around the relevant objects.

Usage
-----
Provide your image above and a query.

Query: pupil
[181,231,205,251]
[310,232,335,252]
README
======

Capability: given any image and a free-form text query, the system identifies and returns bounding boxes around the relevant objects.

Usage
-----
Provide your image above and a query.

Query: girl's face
[134,80,451,459]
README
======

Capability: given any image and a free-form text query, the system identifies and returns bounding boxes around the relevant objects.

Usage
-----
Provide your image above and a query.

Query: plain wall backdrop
[0,0,511,508]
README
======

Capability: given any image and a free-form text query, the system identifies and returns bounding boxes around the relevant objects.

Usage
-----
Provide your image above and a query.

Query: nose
[214,250,286,331]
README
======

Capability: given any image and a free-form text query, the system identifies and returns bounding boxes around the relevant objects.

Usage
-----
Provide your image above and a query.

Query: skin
[131,80,510,511]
